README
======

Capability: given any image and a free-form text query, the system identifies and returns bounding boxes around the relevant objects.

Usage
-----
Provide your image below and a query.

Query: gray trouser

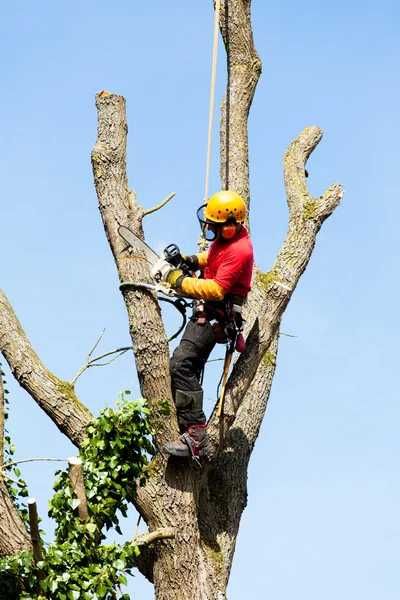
[170,319,216,428]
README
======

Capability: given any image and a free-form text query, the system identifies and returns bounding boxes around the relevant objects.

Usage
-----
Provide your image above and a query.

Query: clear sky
[1,1,399,598]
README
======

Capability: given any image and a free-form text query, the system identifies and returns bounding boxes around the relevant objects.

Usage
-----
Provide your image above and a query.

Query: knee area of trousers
[169,356,181,376]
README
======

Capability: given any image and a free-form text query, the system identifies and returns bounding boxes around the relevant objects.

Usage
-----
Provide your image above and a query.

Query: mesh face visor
[196,204,218,241]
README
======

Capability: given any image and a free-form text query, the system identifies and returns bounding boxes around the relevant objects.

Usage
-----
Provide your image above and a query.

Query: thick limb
[0,290,92,447]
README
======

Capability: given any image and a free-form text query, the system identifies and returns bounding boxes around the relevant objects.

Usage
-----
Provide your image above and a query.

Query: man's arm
[180,277,224,301]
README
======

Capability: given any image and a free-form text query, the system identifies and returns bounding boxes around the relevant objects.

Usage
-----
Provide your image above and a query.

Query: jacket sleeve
[180,277,225,301]
[197,251,208,268]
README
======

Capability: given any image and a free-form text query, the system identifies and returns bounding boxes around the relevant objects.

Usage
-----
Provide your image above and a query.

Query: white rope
[203,0,221,203]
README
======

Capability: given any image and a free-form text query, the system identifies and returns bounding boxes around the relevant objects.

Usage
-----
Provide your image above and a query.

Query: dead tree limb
[143,192,176,218]
[0,290,92,447]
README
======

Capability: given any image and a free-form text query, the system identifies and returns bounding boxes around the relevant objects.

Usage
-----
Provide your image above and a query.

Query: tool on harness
[193,296,245,350]
[215,298,245,419]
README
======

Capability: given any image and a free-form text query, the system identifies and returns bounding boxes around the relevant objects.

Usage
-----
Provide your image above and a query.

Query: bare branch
[143,192,176,218]
[88,329,106,360]
[71,345,132,385]
[233,333,279,439]
[0,290,93,447]
[3,457,66,470]
[283,125,342,217]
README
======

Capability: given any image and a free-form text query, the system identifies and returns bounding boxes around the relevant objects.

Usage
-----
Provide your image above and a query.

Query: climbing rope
[203,0,222,203]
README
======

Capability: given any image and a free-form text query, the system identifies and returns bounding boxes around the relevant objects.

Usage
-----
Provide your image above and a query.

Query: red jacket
[204,227,254,297]
[180,227,254,302]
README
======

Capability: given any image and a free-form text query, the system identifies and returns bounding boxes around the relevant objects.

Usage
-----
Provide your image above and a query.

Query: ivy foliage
[0,393,154,599]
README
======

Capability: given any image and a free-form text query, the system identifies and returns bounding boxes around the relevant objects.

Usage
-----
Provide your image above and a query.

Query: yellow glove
[166,269,185,289]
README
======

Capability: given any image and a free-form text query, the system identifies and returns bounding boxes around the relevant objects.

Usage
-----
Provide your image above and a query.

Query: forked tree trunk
[0,1,342,597]
[90,1,341,599]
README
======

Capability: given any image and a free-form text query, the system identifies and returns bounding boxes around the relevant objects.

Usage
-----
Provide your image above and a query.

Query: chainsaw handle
[164,243,194,277]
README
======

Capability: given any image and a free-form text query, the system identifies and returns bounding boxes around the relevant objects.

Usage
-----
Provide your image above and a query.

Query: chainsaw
[118,224,194,340]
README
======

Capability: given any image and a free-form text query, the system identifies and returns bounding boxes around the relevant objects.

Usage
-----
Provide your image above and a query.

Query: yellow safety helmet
[196,190,247,241]
[204,190,247,223]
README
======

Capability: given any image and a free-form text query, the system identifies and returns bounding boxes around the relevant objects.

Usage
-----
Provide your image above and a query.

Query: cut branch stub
[68,457,89,523]
[91,92,177,445]
[27,498,43,563]
[132,527,175,547]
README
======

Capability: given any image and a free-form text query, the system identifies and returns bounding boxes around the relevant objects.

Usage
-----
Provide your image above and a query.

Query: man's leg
[166,319,215,459]
[170,319,216,429]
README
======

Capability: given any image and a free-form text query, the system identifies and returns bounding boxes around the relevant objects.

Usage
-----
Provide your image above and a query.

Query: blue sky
[1,1,399,598]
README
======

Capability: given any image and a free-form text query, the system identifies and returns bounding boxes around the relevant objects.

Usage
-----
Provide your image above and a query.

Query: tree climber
[154,190,254,460]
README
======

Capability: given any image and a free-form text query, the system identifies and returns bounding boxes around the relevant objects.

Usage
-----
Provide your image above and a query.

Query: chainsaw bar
[118,225,160,267]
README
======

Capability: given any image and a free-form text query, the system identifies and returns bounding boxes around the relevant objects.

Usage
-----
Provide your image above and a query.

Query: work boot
[164,424,210,462]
